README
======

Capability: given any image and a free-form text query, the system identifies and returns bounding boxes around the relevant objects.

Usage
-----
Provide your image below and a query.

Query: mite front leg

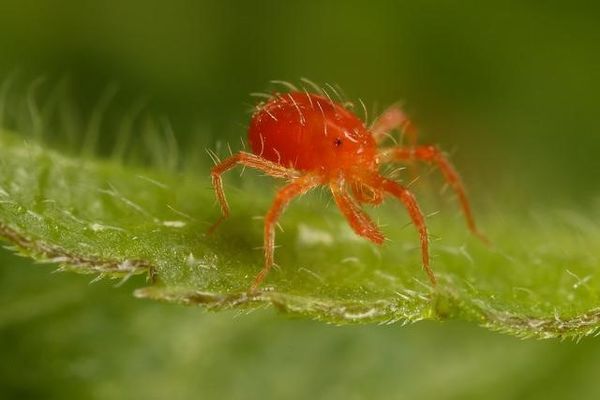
[330,182,385,244]
[209,151,298,233]
[371,103,417,146]
[378,178,435,285]
[379,145,486,242]
[252,174,322,292]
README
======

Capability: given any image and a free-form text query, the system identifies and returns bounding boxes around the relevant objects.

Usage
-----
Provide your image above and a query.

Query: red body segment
[248,92,378,177]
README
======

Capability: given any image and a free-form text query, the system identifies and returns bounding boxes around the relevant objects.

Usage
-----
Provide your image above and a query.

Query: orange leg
[209,151,298,233]
[330,181,385,244]
[252,174,322,291]
[371,103,417,146]
[377,177,435,285]
[379,145,487,243]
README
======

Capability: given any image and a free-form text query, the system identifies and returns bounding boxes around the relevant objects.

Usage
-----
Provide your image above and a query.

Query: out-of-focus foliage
[1,0,599,199]
[3,249,600,400]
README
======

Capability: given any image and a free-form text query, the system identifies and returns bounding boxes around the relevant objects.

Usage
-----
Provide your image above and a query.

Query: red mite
[210,87,485,291]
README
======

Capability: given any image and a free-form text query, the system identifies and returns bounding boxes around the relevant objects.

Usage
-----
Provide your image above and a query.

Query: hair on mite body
[209,81,486,292]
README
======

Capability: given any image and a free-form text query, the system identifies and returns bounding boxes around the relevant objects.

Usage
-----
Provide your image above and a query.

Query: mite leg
[330,181,385,244]
[252,174,322,291]
[379,145,487,242]
[379,178,435,285]
[209,151,298,233]
[371,103,417,146]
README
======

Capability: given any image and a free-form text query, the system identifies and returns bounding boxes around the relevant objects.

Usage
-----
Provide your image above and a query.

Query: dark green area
[1,1,599,200]
[3,249,600,400]
[0,0,599,398]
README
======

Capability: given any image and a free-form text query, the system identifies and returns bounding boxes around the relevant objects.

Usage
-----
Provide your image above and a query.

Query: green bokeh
[1,1,599,198]
[1,1,599,398]
[3,247,600,400]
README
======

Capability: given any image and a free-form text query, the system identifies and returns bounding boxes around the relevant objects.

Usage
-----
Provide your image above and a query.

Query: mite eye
[334,138,343,147]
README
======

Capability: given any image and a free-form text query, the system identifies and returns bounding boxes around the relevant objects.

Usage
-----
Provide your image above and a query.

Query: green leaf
[1,130,599,339]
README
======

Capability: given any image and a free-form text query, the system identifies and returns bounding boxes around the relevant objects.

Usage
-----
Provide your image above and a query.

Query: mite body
[210,87,484,291]
[248,92,378,175]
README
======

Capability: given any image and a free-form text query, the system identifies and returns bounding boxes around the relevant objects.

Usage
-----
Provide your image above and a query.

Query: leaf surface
[1,131,599,339]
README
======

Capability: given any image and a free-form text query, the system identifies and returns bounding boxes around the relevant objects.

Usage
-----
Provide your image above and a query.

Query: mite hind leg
[378,178,435,285]
[209,151,298,233]
[252,174,321,292]
[379,145,486,242]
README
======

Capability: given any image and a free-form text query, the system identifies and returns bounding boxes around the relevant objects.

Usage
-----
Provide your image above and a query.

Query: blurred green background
[1,0,599,398]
